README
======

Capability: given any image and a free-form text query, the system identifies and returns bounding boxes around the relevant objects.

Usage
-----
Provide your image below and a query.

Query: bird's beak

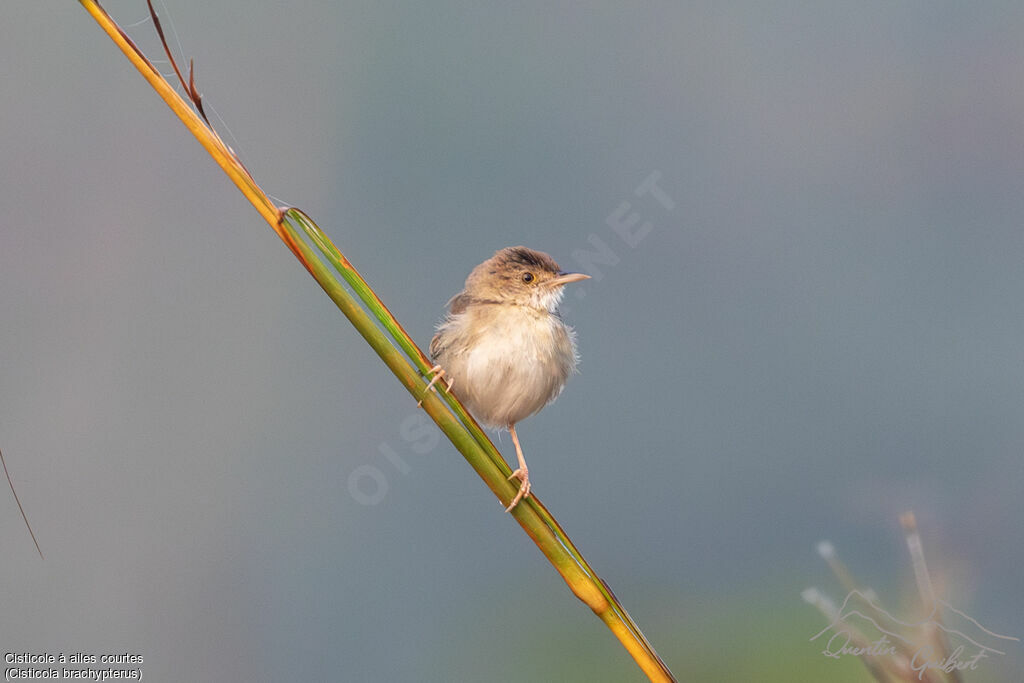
[549,271,591,287]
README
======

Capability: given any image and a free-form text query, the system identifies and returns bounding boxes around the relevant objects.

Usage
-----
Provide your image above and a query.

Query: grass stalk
[78,1,676,679]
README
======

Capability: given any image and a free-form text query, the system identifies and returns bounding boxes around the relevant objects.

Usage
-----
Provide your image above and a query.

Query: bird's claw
[418,364,454,407]
[504,467,531,512]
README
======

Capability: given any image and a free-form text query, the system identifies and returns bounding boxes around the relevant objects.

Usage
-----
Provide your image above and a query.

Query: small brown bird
[424,246,589,511]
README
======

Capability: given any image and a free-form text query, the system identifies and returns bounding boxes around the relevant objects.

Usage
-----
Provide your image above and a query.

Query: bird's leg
[505,424,531,512]
[418,364,454,407]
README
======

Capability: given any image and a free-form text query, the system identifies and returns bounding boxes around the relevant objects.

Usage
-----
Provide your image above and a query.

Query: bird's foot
[504,467,531,512]
[417,364,453,407]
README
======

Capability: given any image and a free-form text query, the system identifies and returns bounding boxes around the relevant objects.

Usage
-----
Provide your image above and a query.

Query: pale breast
[433,304,578,428]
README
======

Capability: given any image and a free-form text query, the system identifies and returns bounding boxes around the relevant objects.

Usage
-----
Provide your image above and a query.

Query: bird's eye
[521,272,535,284]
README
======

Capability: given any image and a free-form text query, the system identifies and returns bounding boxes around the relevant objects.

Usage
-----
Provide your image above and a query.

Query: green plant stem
[287,210,671,675]
[79,2,676,680]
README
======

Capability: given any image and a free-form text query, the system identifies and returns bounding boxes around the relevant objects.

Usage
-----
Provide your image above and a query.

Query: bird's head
[464,246,590,311]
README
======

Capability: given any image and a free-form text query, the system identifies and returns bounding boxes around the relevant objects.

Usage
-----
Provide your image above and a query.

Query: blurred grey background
[2,3,1022,681]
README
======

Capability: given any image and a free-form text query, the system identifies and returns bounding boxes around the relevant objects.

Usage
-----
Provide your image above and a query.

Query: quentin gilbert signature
[810,590,1018,680]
